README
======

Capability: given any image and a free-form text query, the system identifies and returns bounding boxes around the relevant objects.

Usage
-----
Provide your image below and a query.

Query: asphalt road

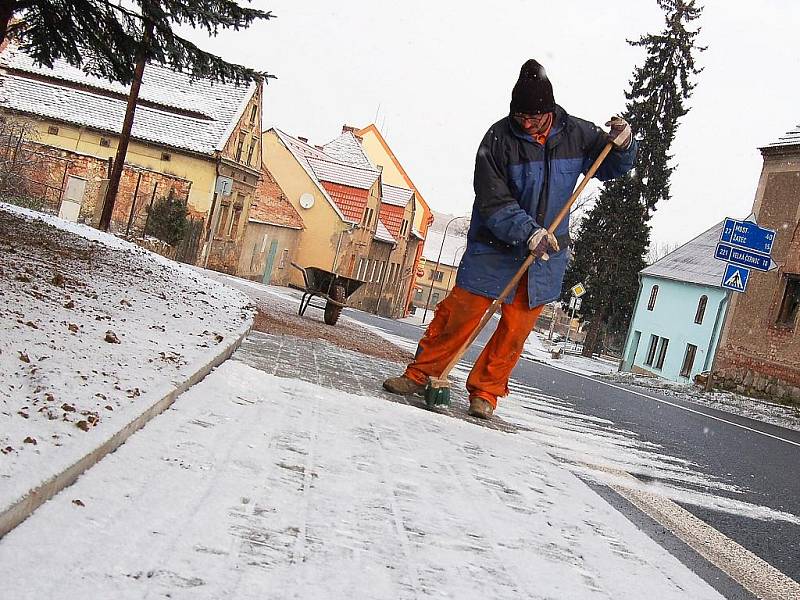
[342,307,800,587]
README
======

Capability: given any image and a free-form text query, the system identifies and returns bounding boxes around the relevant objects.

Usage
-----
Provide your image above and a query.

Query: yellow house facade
[0,44,263,269]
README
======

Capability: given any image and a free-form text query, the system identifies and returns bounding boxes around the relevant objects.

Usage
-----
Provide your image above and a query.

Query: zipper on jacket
[536,140,550,227]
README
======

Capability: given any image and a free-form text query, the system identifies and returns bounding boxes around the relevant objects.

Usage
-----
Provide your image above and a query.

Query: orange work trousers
[404,277,544,408]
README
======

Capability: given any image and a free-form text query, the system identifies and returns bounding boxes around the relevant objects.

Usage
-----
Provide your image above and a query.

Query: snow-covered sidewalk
[0,203,253,531]
[0,359,725,599]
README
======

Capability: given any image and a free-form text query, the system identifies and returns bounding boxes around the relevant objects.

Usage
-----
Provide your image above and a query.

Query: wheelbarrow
[289,263,365,325]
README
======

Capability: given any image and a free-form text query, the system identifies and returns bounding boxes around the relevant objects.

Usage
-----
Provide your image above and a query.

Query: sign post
[714,217,777,294]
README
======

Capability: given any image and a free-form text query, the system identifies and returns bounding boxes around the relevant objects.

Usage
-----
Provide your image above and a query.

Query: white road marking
[604,468,800,600]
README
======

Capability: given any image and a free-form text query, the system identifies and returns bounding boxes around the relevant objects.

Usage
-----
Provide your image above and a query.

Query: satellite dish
[299,192,315,209]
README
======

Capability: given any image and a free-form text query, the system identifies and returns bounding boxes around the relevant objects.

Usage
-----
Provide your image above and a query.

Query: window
[431,292,440,305]
[414,288,424,301]
[249,104,258,125]
[647,284,659,311]
[430,269,444,282]
[235,134,245,162]
[655,337,669,370]
[279,249,289,269]
[362,208,374,227]
[216,202,230,237]
[246,139,256,166]
[47,125,59,135]
[695,295,707,324]
[645,334,658,366]
[776,275,800,328]
[229,204,242,238]
[400,220,409,237]
[680,344,697,378]
[160,152,171,162]
[356,258,366,280]
[99,137,111,148]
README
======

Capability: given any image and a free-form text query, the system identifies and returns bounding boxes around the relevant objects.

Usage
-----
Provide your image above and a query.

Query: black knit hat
[510,59,555,115]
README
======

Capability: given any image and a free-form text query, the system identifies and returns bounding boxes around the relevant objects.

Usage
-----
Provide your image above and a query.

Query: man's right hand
[527,228,559,261]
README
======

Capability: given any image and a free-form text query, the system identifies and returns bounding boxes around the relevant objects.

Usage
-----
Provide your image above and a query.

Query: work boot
[383,375,425,396]
[468,396,494,419]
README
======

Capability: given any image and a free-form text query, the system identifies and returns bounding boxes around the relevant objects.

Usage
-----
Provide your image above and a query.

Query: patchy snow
[0,360,726,599]
[0,202,254,514]
[523,331,619,376]
[602,371,800,433]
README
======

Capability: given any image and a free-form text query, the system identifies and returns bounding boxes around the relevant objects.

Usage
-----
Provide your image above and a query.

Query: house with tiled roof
[619,222,730,383]
[354,124,432,315]
[237,165,304,285]
[262,126,423,317]
[0,43,264,270]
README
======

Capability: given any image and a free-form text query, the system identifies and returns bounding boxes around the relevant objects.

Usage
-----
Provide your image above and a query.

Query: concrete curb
[0,319,253,539]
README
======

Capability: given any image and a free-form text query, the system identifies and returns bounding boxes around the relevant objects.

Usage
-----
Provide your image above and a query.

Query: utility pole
[98,19,153,231]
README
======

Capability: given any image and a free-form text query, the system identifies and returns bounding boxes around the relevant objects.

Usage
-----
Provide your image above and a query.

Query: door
[58,176,87,222]
[262,239,279,284]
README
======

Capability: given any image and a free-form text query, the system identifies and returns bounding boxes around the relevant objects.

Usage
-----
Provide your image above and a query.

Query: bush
[145,193,188,246]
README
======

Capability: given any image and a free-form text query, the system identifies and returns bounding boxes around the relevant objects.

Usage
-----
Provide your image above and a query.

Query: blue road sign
[721,263,750,293]
[720,218,775,254]
[715,242,776,272]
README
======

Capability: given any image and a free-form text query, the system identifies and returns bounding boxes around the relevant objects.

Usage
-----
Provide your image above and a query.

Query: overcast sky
[188,0,800,249]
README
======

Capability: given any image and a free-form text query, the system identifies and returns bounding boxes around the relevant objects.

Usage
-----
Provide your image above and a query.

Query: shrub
[145,193,188,246]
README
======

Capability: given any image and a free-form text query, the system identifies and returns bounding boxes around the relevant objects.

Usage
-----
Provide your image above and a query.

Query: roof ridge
[646,220,725,269]
[309,153,380,174]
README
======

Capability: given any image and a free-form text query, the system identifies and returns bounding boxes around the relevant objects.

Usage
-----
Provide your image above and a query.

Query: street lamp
[422,215,467,323]
[445,243,467,292]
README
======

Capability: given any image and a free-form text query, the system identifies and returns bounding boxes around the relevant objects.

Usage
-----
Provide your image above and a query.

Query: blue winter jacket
[456,105,637,308]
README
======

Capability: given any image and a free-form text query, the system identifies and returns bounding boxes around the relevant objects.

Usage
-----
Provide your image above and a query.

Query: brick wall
[714,151,800,404]
[4,141,194,234]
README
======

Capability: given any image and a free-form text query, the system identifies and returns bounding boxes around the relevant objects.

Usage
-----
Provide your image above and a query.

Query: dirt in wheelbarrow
[252,307,414,364]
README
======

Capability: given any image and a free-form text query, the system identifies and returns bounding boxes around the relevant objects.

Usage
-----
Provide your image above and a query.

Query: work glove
[527,228,559,261]
[606,116,632,150]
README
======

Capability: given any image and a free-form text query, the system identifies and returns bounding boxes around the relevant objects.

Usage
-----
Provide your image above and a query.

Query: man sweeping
[384,59,637,419]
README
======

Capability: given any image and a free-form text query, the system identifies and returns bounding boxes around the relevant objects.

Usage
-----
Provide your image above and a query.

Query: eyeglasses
[513,112,548,124]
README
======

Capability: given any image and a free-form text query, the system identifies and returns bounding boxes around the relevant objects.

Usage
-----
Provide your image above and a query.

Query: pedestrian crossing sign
[722,263,749,293]
[570,283,586,297]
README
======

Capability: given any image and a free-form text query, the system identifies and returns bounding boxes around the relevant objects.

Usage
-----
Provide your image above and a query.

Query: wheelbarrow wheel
[324,284,346,325]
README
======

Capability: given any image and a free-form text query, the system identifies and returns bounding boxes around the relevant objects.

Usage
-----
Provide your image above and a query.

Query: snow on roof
[374,219,396,244]
[422,229,467,267]
[0,45,255,155]
[764,123,800,149]
[641,221,726,287]
[323,132,374,169]
[273,128,352,223]
[307,156,380,190]
[381,182,414,207]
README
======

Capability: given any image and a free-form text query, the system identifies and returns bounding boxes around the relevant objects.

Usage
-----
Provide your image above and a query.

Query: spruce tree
[565,0,705,357]
[1,1,273,84]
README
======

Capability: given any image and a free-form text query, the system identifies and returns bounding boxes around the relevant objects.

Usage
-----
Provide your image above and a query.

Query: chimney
[298,136,308,143]
[342,125,357,134]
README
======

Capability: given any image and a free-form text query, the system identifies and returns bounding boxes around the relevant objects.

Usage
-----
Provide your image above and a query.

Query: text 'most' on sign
[720,217,775,255]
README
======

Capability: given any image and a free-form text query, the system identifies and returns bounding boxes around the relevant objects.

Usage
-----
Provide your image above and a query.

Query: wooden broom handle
[437,142,614,380]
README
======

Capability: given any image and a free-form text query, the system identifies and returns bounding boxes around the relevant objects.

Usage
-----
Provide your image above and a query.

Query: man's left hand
[606,116,632,150]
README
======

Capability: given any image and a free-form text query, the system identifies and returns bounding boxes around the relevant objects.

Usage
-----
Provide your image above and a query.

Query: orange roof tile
[379,203,405,239]
[320,181,368,223]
